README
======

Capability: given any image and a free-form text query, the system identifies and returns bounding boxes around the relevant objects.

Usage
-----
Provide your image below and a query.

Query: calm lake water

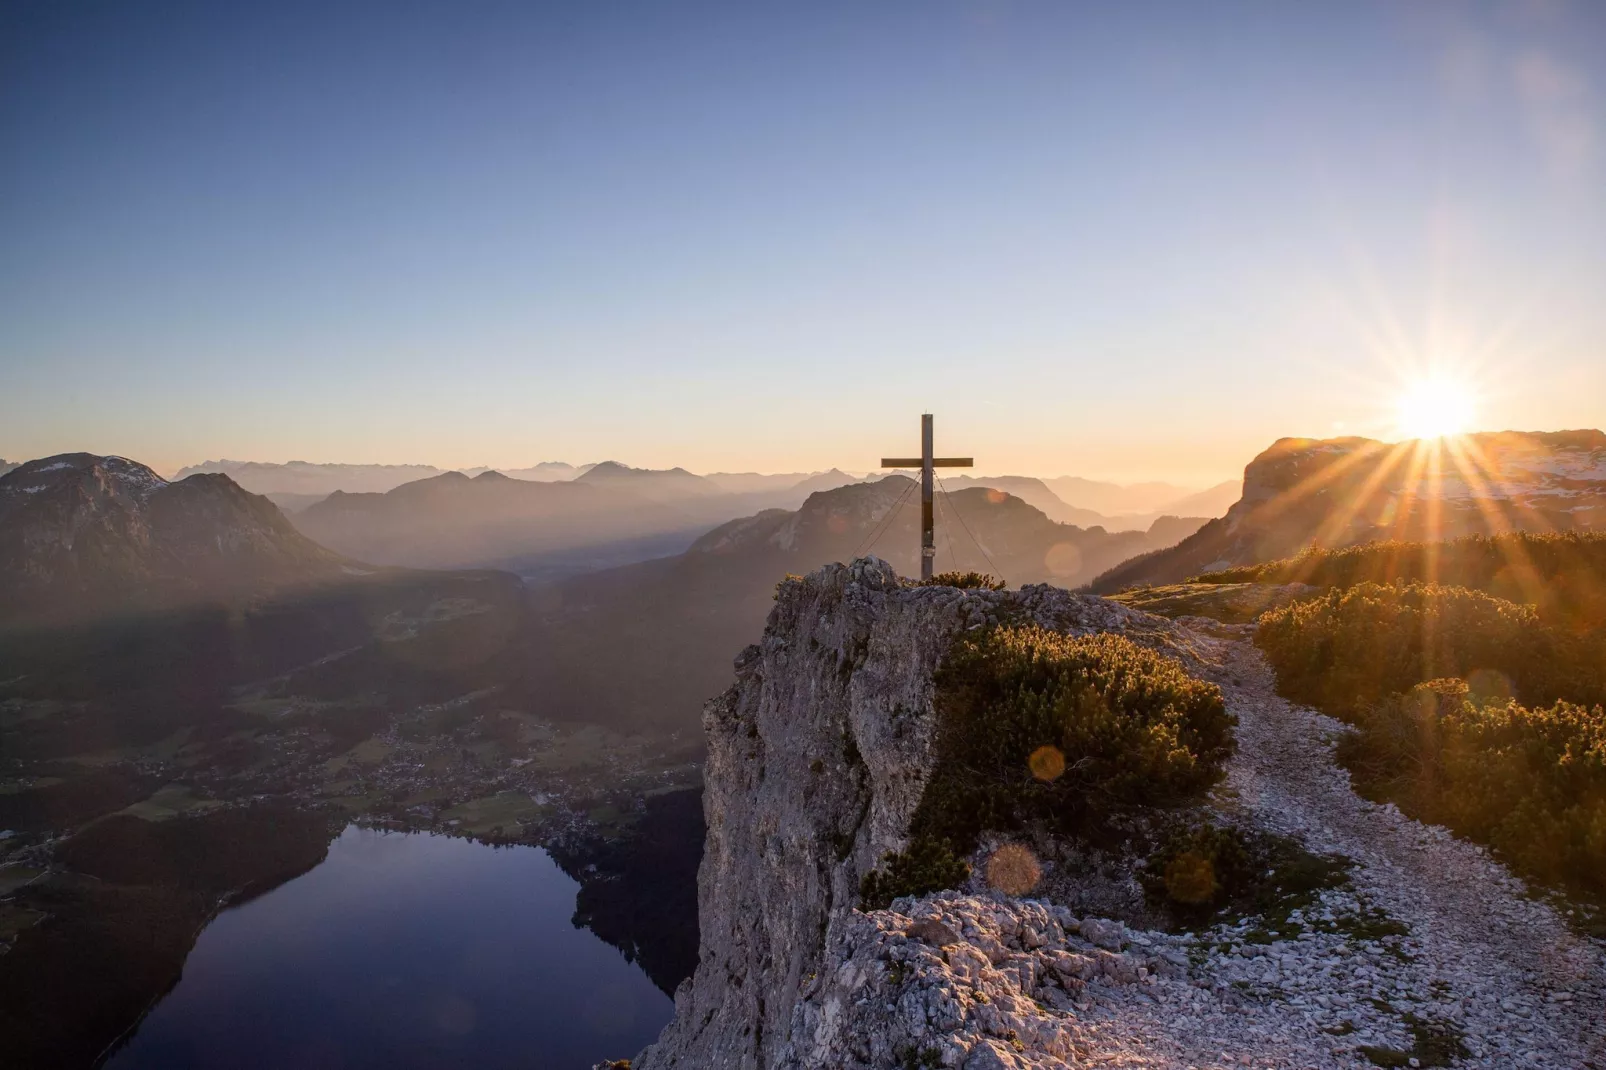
[105,826,674,1070]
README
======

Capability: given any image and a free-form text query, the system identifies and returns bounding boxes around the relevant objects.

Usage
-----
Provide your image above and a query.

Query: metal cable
[853,476,917,561]
[935,473,1007,586]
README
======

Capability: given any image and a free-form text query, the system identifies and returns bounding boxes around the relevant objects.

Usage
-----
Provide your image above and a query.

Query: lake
[105,825,674,1070]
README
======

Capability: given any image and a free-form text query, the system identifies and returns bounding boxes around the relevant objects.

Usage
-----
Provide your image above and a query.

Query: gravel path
[1179,631,1606,1069]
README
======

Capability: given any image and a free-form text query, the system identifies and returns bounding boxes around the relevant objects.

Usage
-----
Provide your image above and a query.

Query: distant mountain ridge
[0,459,17,478]
[520,477,1204,732]
[177,458,594,497]
[576,461,728,501]
[176,460,448,495]
[939,474,1237,532]
[0,454,352,624]
[1091,430,1606,592]
[291,468,703,571]
[1043,475,1193,515]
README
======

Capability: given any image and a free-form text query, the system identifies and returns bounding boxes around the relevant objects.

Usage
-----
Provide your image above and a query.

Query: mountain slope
[704,471,824,494]
[1157,478,1240,518]
[176,459,447,496]
[292,469,701,570]
[938,474,1090,525]
[517,477,1174,732]
[0,454,350,623]
[783,468,861,497]
[1091,430,1606,592]
[180,458,593,494]
[482,461,588,481]
[575,460,727,502]
[1044,475,1195,515]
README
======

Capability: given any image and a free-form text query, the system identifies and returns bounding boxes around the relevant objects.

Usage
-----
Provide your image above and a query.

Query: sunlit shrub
[1260,580,1606,713]
[1254,581,1582,715]
[860,626,1233,906]
[1339,680,1606,894]
[916,627,1234,849]
[1200,532,1606,632]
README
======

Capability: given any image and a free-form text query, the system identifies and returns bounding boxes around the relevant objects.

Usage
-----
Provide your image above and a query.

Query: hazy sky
[2,1,1603,484]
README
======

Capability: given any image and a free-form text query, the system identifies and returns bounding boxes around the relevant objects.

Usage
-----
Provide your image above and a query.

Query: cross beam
[880,413,973,581]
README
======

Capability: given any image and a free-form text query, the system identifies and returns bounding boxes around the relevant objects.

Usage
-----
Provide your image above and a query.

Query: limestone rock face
[633,558,1174,1069]
[775,893,1184,1069]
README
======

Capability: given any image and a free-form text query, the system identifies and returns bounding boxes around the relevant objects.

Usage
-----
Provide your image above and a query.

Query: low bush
[914,571,1005,591]
[1254,581,1605,715]
[860,626,1234,905]
[1338,680,1606,894]
[860,839,971,910]
[916,627,1234,850]
[1199,532,1606,631]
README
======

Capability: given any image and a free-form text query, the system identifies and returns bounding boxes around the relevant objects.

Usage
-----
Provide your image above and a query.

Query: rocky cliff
[632,559,1181,1068]
[627,556,1606,1070]
[1091,430,1606,592]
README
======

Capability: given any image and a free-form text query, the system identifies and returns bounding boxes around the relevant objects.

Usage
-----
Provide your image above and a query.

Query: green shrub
[1253,581,1601,715]
[1199,533,1606,632]
[859,839,972,910]
[914,571,1005,591]
[913,627,1234,853]
[858,626,1234,908]
[1339,680,1606,893]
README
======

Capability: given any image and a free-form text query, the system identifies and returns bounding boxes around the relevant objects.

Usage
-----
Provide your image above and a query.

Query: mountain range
[0,451,1212,736]
[284,464,885,578]
[169,456,1235,529]
[934,474,1239,532]
[292,469,705,574]
[517,475,1209,732]
[1091,430,1606,592]
[176,459,596,513]
[0,454,354,626]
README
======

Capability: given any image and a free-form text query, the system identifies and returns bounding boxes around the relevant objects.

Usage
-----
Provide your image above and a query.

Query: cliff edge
[633,558,1181,1068]
[628,557,1606,1069]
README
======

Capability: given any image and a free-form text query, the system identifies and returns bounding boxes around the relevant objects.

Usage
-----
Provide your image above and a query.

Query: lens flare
[985,843,1042,895]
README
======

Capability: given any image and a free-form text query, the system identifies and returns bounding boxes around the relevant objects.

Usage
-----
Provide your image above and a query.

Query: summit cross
[880,413,973,581]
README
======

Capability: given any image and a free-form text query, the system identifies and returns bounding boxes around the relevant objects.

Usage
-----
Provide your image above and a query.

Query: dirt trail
[1200,632,1606,1068]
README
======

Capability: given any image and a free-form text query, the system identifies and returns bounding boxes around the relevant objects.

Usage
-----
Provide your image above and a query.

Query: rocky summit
[0,453,351,623]
[623,558,1606,1069]
[1092,430,1606,592]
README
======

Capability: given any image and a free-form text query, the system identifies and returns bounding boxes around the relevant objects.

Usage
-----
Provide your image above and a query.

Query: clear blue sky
[2,0,1602,484]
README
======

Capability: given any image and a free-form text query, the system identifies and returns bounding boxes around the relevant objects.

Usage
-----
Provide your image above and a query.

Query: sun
[1395,376,1476,440]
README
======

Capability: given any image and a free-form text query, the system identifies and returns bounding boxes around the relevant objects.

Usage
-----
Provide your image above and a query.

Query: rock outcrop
[627,555,1606,1070]
[1091,430,1606,591]
[633,558,1179,1068]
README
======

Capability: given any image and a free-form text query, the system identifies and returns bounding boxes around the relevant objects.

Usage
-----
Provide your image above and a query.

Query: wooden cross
[881,413,973,581]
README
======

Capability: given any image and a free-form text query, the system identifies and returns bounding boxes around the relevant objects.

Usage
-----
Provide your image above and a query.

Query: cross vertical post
[879,414,973,582]
[921,413,935,580]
